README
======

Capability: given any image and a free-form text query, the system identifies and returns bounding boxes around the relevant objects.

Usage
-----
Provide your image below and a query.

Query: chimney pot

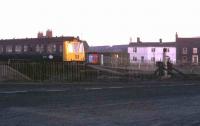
[137,37,140,43]
[159,38,162,43]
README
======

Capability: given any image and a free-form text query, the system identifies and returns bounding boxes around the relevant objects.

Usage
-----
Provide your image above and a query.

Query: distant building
[88,45,129,66]
[128,38,176,64]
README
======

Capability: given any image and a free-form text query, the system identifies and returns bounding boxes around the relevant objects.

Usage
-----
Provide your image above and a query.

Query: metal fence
[0,61,83,82]
[0,61,157,82]
[0,58,200,83]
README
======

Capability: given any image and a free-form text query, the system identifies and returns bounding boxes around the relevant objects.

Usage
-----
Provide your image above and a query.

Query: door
[192,55,198,65]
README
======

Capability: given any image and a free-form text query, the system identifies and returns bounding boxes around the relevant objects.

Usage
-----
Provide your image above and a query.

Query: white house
[128,38,176,64]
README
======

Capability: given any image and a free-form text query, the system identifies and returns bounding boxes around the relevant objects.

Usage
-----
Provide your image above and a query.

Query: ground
[1,81,200,126]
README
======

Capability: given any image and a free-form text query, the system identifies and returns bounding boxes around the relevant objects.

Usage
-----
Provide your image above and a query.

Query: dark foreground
[1,81,200,126]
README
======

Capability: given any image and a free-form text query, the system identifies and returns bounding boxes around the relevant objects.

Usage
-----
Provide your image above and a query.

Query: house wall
[128,46,176,64]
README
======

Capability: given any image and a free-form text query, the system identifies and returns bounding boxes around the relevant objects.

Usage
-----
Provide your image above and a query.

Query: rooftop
[88,45,128,53]
[129,42,176,47]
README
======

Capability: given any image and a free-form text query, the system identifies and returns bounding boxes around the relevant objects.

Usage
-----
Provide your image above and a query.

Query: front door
[192,55,198,65]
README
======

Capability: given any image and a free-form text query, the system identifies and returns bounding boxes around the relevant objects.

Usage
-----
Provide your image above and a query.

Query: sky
[0,0,200,46]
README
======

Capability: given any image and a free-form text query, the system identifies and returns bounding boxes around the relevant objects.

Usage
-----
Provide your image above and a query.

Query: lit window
[79,43,84,53]
[6,45,12,53]
[0,45,3,53]
[15,45,22,53]
[133,47,137,52]
[193,48,198,54]
[182,48,187,54]
[24,45,28,52]
[115,54,119,58]
[151,48,155,52]
[68,44,73,53]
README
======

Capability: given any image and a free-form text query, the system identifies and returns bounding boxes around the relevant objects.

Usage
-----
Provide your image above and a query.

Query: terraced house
[176,33,200,65]
[128,37,176,64]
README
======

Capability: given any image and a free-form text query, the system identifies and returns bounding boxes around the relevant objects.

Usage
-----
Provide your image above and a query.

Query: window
[151,48,155,52]
[167,48,170,52]
[133,47,137,52]
[24,45,28,52]
[15,45,22,53]
[192,55,198,64]
[0,45,3,53]
[141,56,144,62]
[79,43,84,53]
[36,44,40,53]
[133,56,137,61]
[47,44,53,53]
[182,56,187,63]
[52,44,56,52]
[193,48,198,54]
[47,44,56,53]
[40,44,44,53]
[182,48,187,54]
[59,45,63,53]
[35,44,44,53]
[151,57,155,62]
[6,45,12,53]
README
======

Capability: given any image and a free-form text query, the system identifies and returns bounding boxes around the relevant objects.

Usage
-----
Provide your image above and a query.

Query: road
[1,81,200,126]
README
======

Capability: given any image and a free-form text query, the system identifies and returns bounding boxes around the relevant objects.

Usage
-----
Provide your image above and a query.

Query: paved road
[1,81,200,126]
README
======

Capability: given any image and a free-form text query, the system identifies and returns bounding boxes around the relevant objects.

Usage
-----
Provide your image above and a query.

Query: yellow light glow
[63,40,85,62]
[68,43,73,53]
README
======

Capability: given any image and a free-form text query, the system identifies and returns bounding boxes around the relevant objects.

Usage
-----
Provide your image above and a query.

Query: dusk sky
[0,0,200,46]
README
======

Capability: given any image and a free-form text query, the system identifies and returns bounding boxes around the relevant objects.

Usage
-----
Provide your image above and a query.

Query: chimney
[137,37,140,43]
[37,32,43,38]
[77,36,80,40]
[46,29,53,38]
[176,32,178,39]
[175,32,178,42]
[159,38,162,43]
[129,37,132,43]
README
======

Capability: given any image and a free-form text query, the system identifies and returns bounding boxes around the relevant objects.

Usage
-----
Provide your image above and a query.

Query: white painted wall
[128,46,176,64]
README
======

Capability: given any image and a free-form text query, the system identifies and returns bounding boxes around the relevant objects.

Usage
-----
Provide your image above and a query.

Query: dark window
[182,56,187,63]
[151,48,155,52]
[133,56,137,61]
[182,48,187,54]
[167,48,170,52]
[133,47,137,52]
[59,45,63,53]
[141,56,144,62]
[0,45,3,53]
[151,57,155,62]
[6,45,12,53]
